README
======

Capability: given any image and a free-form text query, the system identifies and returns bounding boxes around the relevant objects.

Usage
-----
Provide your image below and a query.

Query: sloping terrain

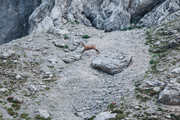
[1,20,180,119]
[0,23,151,119]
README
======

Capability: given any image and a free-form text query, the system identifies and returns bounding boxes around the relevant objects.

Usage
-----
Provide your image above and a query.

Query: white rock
[153,87,161,92]
[15,74,21,80]
[154,41,161,46]
[53,29,69,36]
[171,67,180,74]
[13,60,18,63]
[36,109,50,119]
[12,96,23,103]
[0,50,15,59]
[94,111,117,120]
[0,88,8,92]
[28,84,37,92]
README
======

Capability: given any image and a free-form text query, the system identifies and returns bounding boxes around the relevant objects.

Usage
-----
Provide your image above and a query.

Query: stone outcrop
[140,0,180,26]
[29,0,169,33]
[158,78,180,105]
[2,0,180,43]
[0,0,41,44]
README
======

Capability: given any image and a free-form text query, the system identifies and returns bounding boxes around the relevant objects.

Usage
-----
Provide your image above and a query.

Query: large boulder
[91,50,132,75]
[158,78,180,105]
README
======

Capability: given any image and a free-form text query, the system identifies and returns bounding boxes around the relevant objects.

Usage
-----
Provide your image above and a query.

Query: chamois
[81,43,100,54]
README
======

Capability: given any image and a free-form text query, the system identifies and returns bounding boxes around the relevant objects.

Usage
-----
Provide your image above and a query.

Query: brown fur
[81,43,100,54]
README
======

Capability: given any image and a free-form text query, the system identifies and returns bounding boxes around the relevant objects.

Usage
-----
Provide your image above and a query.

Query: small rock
[146,81,154,87]
[28,84,37,92]
[43,45,49,49]
[42,50,47,54]
[171,67,180,74]
[0,50,15,59]
[0,88,8,92]
[53,29,69,36]
[48,58,58,64]
[15,74,21,80]
[54,42,66,48]
[172,30,178,34]
[62,54,81,63]
[154,41,161,46]
[93,111,116,120]
[12,96,23,103]
[134,106,140,110]
[153,87,161,92]
[76,112,84,117]
[36,109,50,119]
[166,115,171,119]
[13,60,18,63]
[168,40,179,48]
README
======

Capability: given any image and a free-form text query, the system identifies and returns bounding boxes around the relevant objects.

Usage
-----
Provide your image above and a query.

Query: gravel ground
[0,24,151,120]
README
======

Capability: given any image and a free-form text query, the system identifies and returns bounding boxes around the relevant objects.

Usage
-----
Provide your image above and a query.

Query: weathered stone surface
[36,109,50,119]
[0,50,15,59]
[91,50,131,75]
[146,80,165,87]
[0,88,8,92]
[159,78,180,105]
[52,29,69,36]
[171,67,180,74]
[93,111,116,120]
[62,54,81,63]
[140,0,180,27]
[28,84,37,92]
[15,74,21,80]
[12,96,23,103]
[28,0,55,34]
[29,0,173,33]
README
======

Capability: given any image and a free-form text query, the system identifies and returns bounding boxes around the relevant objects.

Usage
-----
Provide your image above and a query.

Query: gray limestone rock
[35,109,50,119]
[140,0,180,27]
[0,50,15,59]
[159,78,180,105]
[62,54,81,63]
[171,67,180,74]
[0,88,8,92]
[28,0,175,33]
[93,111,117,120]
[91,50,131,75]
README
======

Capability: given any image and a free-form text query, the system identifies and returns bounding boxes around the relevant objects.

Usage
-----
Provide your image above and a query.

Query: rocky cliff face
[0,0,41,44]
[1,0,180,44]
[30,0,180,33]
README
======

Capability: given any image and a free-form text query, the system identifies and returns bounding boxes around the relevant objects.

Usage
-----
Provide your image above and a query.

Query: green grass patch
[88,116,96,120]
[63,45,69,49]
[20,113,28,119]
[107,103,116,110]
[149,59,157,64]
[82,35,90,39]
[64,35,69,39]
[35,115,51,120]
